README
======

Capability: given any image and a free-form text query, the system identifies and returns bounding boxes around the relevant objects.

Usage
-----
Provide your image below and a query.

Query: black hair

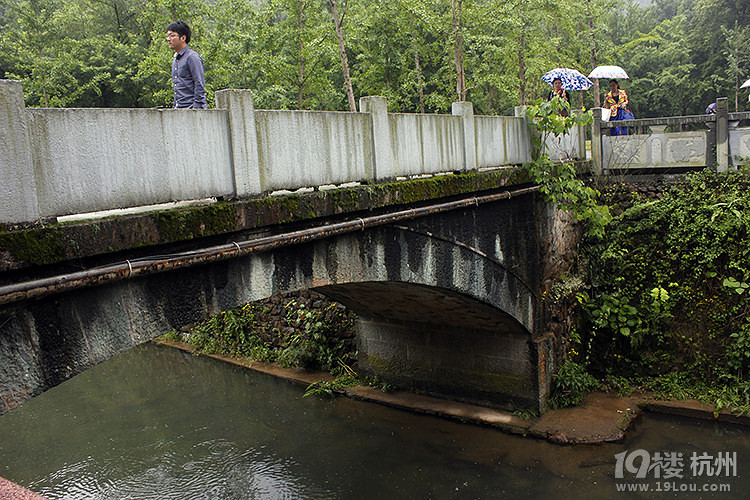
[167,20,191,44]
[552,78,562,84]
[609,79,619,87]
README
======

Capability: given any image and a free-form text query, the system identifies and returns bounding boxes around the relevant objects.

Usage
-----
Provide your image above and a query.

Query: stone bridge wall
[0,80,532,225]
[592,98,750,173]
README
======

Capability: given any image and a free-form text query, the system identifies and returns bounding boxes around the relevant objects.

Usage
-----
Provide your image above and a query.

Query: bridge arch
[291,224,541,410]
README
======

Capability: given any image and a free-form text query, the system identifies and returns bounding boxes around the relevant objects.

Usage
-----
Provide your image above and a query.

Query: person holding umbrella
[604,79,633,136]
[589,65,629,108]
[548,78,571,117]
[541,68,592,117]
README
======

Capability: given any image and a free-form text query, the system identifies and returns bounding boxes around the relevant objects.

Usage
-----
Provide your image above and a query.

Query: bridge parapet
[0,80,532,225]
[591,97,750,173]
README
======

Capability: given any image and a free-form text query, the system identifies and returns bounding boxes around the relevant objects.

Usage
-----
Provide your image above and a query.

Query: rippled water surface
[1,343,749,499]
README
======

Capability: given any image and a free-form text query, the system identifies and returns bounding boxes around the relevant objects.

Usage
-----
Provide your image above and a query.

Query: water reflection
[0,343,748,499]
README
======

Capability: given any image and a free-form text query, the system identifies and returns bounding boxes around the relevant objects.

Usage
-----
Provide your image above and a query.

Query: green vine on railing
[523,98,611,239]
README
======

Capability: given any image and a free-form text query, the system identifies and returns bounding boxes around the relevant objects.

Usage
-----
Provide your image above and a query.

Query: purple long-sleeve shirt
[171,46,207,109]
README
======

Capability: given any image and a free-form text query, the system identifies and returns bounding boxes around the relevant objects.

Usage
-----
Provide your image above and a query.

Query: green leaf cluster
[578,169,750,387]
[547,358,599,409]
[278,299,353,372]
[183,296,357,373]
[523,97,611,239]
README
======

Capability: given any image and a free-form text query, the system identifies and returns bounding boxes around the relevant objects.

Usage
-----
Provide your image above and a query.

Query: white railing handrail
[0,81,536,225]
[590,97,750,173]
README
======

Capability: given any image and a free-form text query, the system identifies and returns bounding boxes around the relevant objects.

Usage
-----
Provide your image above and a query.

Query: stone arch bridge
[0,176,569,415]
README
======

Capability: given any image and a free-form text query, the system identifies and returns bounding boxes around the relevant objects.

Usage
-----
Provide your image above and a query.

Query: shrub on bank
[175,291,357,374]
[571,168,750,413]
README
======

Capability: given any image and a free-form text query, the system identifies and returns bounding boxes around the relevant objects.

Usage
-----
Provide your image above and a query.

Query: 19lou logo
[615,449,737,479]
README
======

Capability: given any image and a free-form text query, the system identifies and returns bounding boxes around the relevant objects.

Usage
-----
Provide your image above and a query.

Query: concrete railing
[591,97,750,174]
[0,80,532,225]
[512,105,588,163]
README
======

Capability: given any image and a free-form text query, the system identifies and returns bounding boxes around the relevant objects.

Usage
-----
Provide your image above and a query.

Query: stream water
[0,342,748,499]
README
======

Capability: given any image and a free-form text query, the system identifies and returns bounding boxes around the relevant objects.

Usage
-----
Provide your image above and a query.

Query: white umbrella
[589,65,629,79]
[741,78,750,89]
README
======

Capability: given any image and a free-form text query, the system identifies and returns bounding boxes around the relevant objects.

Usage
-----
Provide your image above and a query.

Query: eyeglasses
[166,33,179,40]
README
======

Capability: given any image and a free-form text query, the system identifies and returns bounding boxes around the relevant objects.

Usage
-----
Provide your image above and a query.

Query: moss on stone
[328,189,362,213]
[246,195,304,224]
[0,168,528,269]
[364,353,398,373]
[0,229,67,266]
[152,203,239,241]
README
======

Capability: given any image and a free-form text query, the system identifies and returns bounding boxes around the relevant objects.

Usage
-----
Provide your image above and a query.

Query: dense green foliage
[570,168,750,413]
[183,298,357,373]
[547,358,599,409]
[1,0,747,115]
[522,99,750,412]
[170,294,394,396]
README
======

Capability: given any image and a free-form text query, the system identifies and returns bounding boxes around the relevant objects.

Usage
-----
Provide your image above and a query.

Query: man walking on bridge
[166,21,207,109]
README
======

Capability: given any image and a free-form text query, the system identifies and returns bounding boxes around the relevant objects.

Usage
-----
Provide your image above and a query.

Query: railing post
[0,80,40,224]
[359,96,393,181]
[716,97,729,172]
[514,105,533,162]
[215,89,262,196]
[591,107,604,175]
[452,101,477,171]
[571,109,586,161]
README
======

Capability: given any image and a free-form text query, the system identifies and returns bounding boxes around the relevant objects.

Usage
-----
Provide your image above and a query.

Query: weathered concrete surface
[354,318,537,411]
[0,169,529,274]
[27,107,234,217]
[0,81,39,225]
[730,126,750,165]
[641,398,750,426]
[603,130,708,169]
[255,109,374,191]
[0,182,554,414]
[389,113,464,174]
[474,115,533,167]
[530,392,641,444]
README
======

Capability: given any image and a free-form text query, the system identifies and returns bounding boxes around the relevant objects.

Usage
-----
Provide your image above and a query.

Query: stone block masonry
[356,319,539,411]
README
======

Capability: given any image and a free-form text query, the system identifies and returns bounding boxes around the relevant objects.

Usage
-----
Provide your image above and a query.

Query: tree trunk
[586,0,600,107]
[451,0,466,102]
[736,74,739,112]
[298,0,305,109]
[36,46,49,107]
[518,19,527,106]
[329,0,357,112]
[415,48,425,113]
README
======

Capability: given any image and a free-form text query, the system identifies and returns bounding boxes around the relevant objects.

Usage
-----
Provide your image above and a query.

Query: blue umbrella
[542,68,593,91]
